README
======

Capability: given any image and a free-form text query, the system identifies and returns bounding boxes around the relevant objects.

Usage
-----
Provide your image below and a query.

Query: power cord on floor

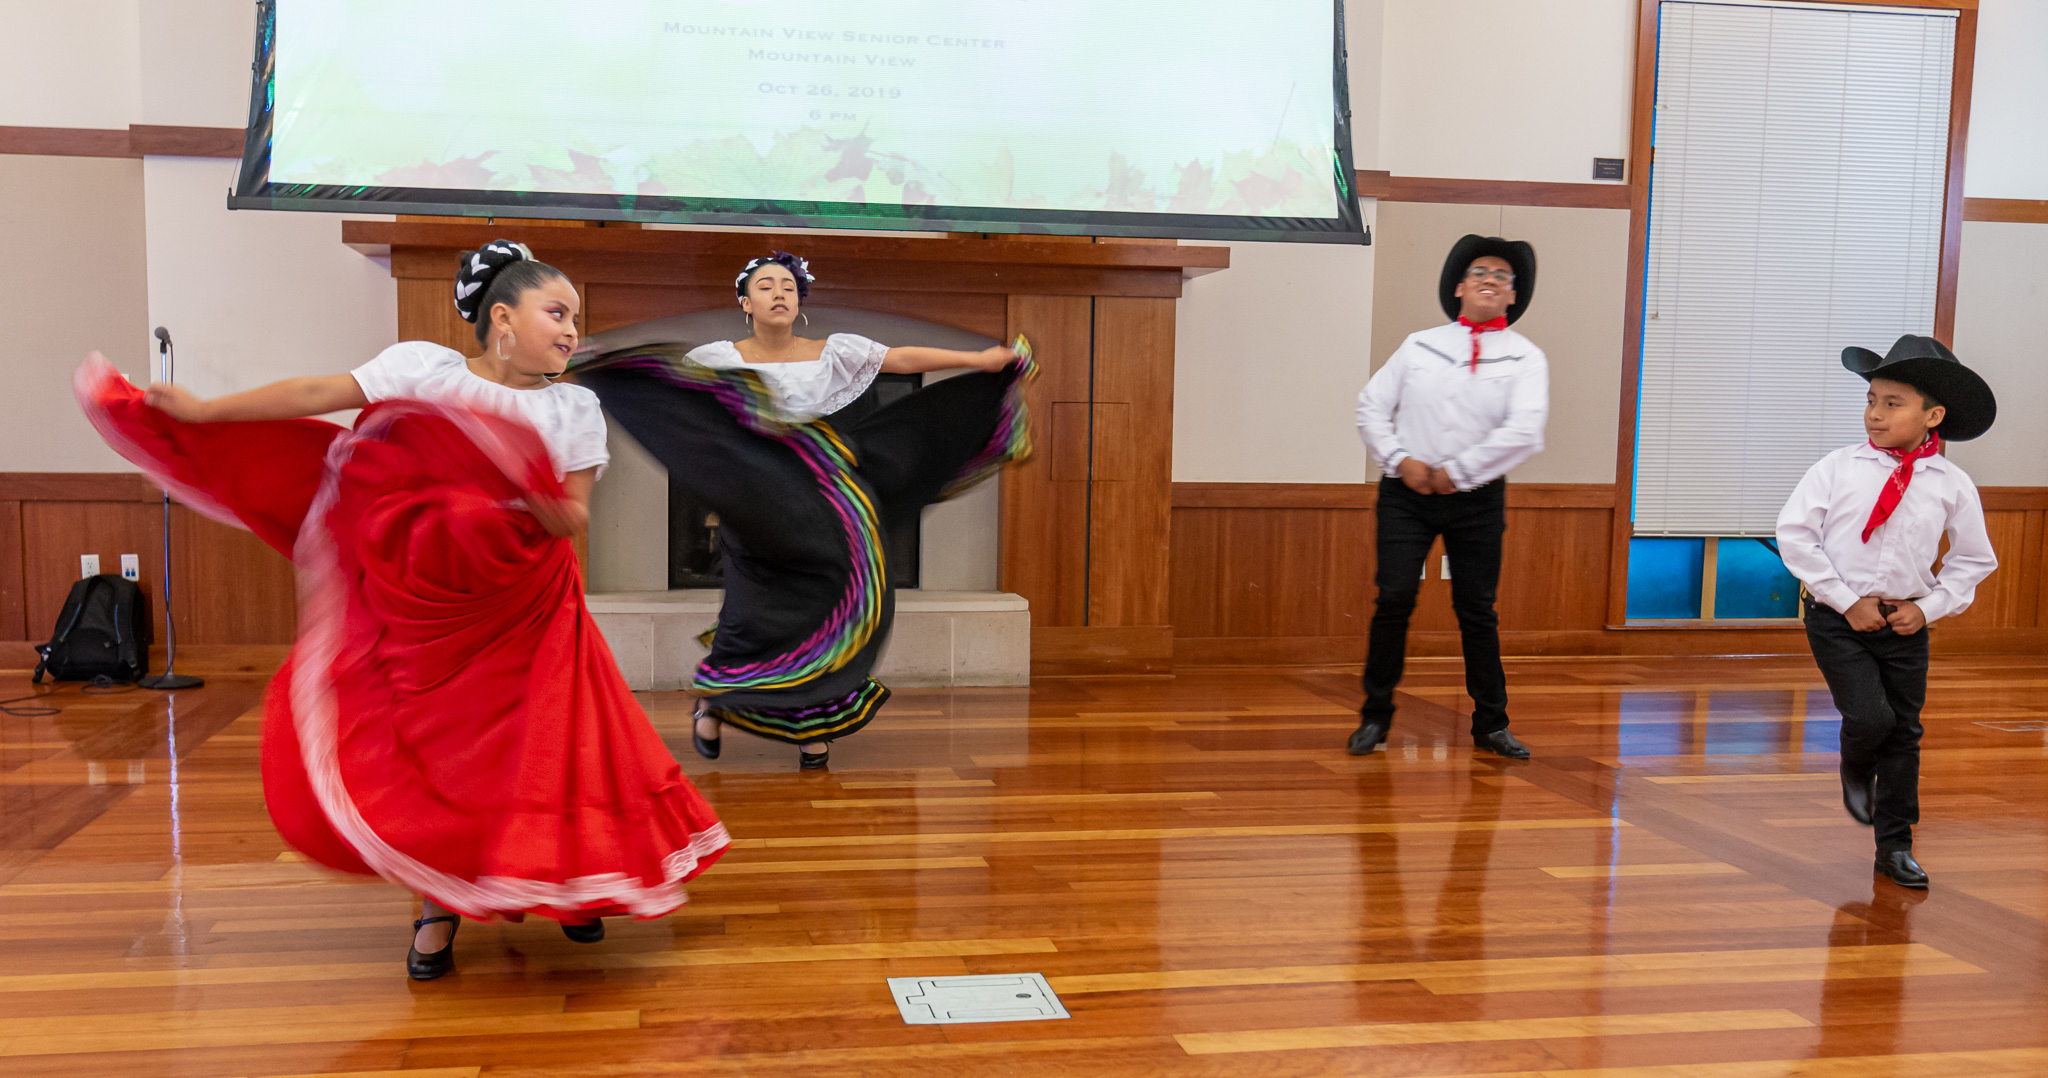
[1,675,137,717]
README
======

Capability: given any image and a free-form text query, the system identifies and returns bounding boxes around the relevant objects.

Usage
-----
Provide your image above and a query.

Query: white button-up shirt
[1774,442,1996,623]
[1356,322,1549,490]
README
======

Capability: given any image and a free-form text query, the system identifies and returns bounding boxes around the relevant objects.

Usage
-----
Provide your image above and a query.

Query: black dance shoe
[407,914,460,981]
[1875,849,1928,889]
[692,705,720,760]
[562,918,605,944]
[1841,767,1876,826]
[1475,729,1532,759]
[1347,720,1389,755]
[799,742,831,770]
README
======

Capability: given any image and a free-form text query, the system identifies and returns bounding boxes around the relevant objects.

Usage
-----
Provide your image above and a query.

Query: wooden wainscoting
[1169,482,2048,667]
[0,473,294,673]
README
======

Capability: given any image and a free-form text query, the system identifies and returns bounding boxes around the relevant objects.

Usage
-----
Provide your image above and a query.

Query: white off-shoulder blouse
[350,341,610,479]
[685,334,888,421]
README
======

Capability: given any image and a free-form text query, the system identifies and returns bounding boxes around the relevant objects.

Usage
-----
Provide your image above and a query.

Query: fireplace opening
[668,372,924,589]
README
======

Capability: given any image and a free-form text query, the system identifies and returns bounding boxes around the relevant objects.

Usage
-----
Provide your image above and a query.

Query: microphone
[154,326,172,352]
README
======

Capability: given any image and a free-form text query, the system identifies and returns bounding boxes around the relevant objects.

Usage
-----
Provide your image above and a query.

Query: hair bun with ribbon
[733,250,815,300]
[453,239,536,323]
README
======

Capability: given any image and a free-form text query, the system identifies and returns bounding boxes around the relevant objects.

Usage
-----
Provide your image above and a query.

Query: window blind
[1634,0,1954,537]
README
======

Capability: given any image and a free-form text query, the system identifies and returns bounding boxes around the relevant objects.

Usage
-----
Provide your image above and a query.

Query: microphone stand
[138,329,204,691]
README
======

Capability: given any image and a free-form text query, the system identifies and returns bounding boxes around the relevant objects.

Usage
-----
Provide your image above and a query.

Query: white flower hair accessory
[734,251,816,300]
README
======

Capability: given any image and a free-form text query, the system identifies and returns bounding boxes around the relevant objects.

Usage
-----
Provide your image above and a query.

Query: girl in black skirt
[573,251,1034,769]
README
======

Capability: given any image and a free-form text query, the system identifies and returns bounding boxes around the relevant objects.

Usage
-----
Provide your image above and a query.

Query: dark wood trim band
[1358,173,1632,210]
[1981,487,2048,512]
[1964,198,2048,224]
[1169,482,1618,511]
[0,124,243,159]
[1934,7,1976,344]
[0,473,160,502]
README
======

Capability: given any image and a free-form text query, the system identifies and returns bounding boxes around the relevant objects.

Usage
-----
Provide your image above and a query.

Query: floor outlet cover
[887,973,1070,1024]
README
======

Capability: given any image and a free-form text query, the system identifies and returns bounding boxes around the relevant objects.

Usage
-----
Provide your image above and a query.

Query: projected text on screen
[264,0,1345,225]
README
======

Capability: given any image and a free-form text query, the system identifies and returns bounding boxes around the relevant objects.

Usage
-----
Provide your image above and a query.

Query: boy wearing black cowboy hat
[1353,235,1548,760]
[1776,334,1998,890]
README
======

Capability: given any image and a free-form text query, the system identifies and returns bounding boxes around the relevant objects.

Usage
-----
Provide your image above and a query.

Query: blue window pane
[1627,537,1704,619]
[1715,538,1799,619]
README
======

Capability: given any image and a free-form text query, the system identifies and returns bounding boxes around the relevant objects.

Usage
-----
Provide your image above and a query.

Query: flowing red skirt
[75,357,728,920]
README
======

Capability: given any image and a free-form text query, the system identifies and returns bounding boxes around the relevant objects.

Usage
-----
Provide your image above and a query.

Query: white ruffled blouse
[350,341,610,480]
[685,334,888,421]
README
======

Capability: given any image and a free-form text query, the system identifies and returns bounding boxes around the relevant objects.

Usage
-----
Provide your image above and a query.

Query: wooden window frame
[1604,0,1979,628]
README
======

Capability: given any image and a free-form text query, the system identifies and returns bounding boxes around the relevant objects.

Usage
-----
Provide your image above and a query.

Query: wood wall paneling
[1001,295,1095,629]
[1372,176,1633,210]
[580,283,1010,341]
[169,509,296,646]
[1087,297,1175,629]
[0,500,22,640]
[20,500,163,647]
[0,124,244,159]
[1964,198,2048,223]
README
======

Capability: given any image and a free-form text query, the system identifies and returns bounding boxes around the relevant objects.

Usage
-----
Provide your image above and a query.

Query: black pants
[1361,477,1509,737]
[1803,599,1927,851]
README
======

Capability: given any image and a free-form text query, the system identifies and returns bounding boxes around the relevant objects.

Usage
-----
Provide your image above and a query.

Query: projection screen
[229,0,1364,242]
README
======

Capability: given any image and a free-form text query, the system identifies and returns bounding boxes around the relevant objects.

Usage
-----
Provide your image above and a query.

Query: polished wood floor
[4,655,2048,1076]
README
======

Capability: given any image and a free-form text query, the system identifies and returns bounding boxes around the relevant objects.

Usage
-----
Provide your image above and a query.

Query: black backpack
[34,574,149,684]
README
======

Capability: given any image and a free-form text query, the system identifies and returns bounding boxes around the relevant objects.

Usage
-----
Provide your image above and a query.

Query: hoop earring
[499,332,514,360]
[744,312,752,328]
[801,312,810,326]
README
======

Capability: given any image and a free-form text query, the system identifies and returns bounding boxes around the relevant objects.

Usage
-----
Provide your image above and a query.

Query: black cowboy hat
[1439,235,1537,325]
[1842,335,1996,442]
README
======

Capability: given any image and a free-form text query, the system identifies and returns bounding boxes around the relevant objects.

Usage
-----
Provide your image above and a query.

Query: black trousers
[1803,599,1927,852]
[1361,477,1510,737]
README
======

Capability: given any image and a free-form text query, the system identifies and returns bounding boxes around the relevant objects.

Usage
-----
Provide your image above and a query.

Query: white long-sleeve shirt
[1774,442,1996,623]
[1356,322,1549,490]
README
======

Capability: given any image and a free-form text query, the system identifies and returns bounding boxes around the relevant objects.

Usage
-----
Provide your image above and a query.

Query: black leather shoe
[1875,849,1928,889]
[1347,720,1389,755]
[1841,767,1876,826]
[799,743,830,770]
[562,918,605,944]
[407,914,460,981]
[692,705,720,760]
[1476,730,1531,759]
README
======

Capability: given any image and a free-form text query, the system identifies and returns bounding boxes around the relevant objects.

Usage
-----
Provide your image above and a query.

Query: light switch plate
[887,973,1070,1025]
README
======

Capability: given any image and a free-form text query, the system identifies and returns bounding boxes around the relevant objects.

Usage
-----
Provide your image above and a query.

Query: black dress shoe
[407,914,460,981]
[692,705,721,760]
[1875,849,1928,889]
[1841,767,1876,826]
[799,742,830,770]
[1347,720,1389,756]
[1475,730,1531,759]
[562,918,605,944]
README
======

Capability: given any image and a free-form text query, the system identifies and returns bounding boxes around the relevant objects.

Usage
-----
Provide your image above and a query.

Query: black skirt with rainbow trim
[573,346,1035,745]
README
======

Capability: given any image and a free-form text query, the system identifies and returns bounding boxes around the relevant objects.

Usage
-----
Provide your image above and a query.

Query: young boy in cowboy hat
[1352,234,1548,760]
[1776,334,1998,889]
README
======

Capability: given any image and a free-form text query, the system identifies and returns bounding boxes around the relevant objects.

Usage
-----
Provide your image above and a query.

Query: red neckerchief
[1457,315,1507,372]
[1861,432,1941,542]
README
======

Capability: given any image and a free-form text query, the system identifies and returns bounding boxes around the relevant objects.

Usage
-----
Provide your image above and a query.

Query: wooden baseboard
[1031,625,1173,677]
[0,642,287,677]
[1174,625,2048,667]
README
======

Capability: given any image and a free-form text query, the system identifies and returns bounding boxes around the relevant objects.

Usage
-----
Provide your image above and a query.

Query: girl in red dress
[75,241,729,981]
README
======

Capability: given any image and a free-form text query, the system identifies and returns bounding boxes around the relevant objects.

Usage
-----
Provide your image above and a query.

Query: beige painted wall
[1378,0,1636,184]
[0,3,140,128]
[0,155,151,471]
[1366,201,1627,486]
[142,157,398,403]
[1171,230,1379,484]
[1967,0,2048,200]
[1945,221,2048,487]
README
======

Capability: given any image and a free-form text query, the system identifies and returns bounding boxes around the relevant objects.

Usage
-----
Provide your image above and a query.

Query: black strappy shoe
[407,914,460,981]
[799,742,830,770]
[692,702,720,760]
[562,918,605,943]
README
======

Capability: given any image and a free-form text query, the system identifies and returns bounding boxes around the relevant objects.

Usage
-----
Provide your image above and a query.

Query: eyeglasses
[1465,267,1515,284]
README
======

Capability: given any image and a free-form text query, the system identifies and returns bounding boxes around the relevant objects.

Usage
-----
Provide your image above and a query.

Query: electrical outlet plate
[120,554,140,581]
[80,554,100,578]
[886,974,1069,1025]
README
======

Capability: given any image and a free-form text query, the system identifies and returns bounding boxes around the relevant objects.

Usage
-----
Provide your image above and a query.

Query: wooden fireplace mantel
[348,220,1230,675]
